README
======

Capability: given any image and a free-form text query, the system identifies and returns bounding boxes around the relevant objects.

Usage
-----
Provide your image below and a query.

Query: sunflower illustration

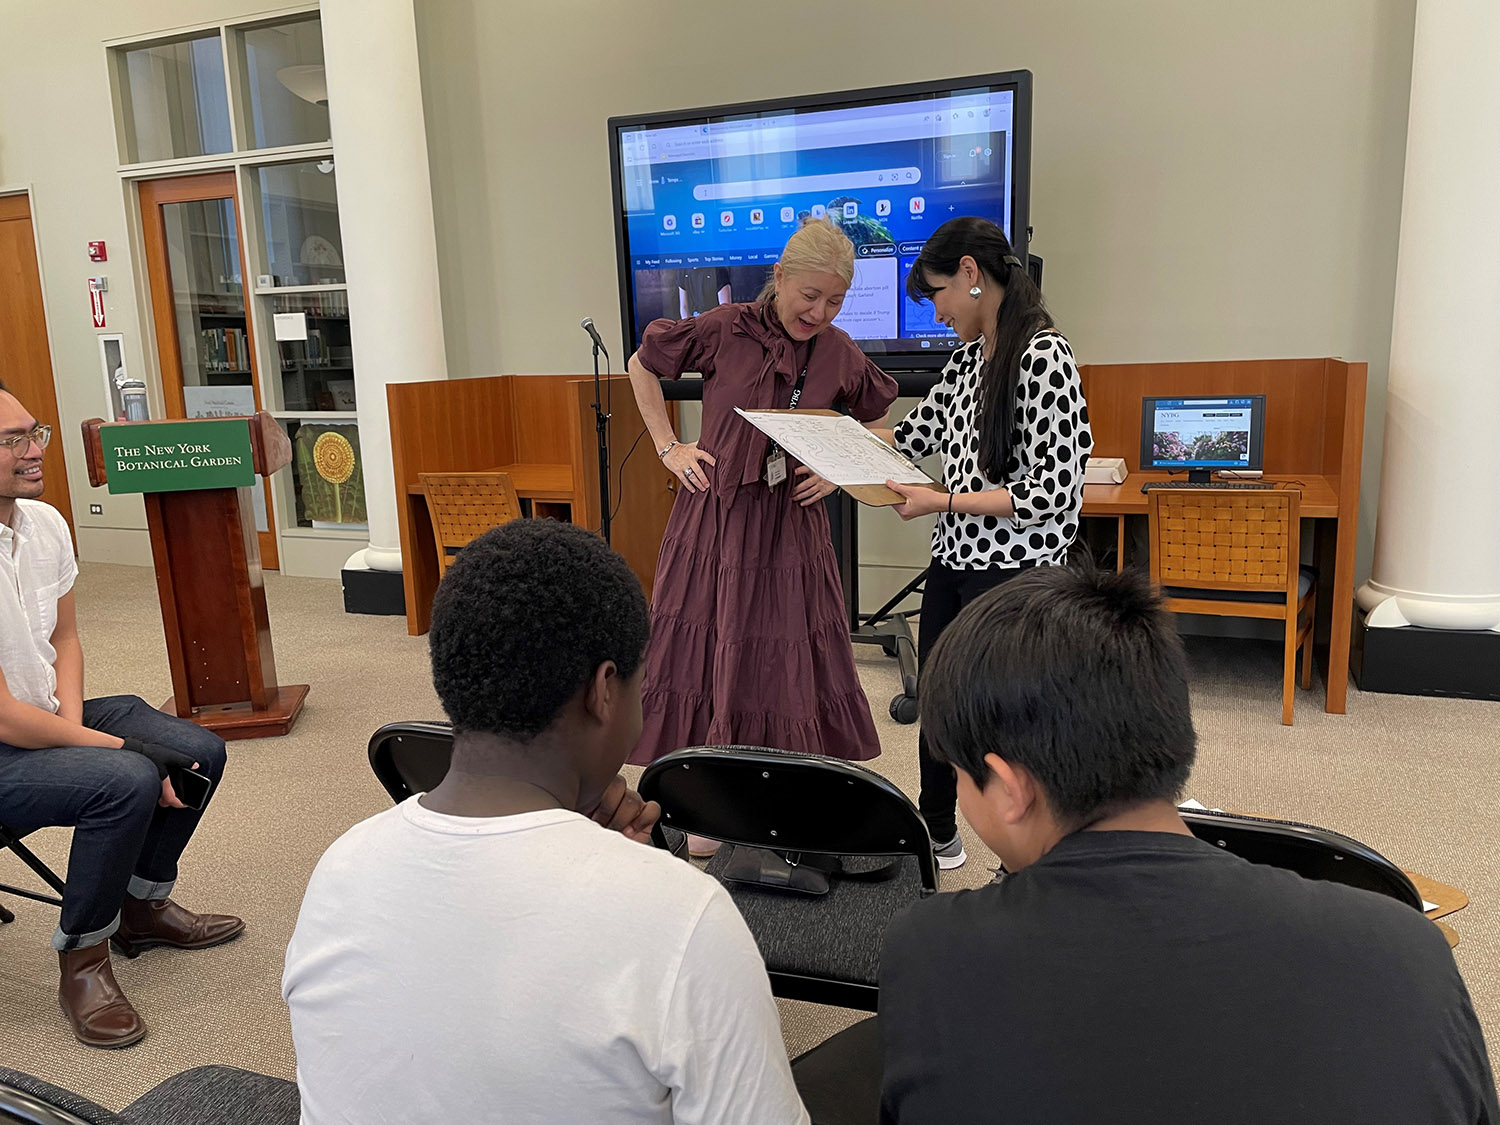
[312,431,357,522]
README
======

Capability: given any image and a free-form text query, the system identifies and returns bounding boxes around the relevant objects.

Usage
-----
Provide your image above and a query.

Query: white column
[1357,0,1500,631]
[320,0,447,573]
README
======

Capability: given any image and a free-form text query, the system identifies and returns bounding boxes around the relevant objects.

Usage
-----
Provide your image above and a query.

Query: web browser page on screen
[618,90,1016,354]
[1149,399,1255,467]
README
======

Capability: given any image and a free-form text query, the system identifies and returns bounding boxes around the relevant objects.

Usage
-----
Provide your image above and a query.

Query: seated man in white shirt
[284,519,809,1125]
[0,380,242,1049]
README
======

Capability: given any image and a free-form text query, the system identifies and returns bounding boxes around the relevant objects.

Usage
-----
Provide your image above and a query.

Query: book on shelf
[200,326,248,372]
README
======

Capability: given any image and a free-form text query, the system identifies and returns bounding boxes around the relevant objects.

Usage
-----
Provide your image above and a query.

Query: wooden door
[0,193,75,545]
[138,173,278,569]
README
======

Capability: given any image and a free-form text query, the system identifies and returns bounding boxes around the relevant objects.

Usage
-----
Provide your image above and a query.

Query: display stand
[82,412,308,739]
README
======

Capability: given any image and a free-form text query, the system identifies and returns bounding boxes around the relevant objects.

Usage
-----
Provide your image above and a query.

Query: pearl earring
[969,286,982,299]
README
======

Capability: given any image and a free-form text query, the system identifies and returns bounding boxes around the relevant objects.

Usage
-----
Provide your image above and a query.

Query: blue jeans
[0,695,228,950]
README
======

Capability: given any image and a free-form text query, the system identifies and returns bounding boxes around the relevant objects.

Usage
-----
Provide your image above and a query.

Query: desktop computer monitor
[1140,395,1266,481]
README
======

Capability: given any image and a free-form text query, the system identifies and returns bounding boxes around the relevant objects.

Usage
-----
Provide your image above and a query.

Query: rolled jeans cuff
[127,874,175,901]
[53,911,120,952]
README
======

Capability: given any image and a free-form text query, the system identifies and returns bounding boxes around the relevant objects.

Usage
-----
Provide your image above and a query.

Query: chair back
[639,746,939,891]
[419,472,523,574]
[367,721,454,803]
[1149,488,1301,596]
[1180,809,1423,910]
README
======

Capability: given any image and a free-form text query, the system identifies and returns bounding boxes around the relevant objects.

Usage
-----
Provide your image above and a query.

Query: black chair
[0,823,65,926]
[638,746,938,1012]
[0,1066,298,1125]
[367,720,454,802]
[1180,808,1424,910]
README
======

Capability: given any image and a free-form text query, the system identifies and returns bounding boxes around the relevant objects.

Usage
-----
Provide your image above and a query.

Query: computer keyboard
[1139,480,1278,493]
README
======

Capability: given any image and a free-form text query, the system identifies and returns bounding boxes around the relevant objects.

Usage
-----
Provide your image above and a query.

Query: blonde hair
[759,217,856,303]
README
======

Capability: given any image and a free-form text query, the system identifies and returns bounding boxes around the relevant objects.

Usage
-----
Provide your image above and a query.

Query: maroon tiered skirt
[628,479,881,765]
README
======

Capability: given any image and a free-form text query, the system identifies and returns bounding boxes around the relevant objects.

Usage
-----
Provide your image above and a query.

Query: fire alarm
[88,241,107,263]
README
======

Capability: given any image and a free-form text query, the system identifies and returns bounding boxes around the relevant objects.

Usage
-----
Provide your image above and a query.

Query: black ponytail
[906,217,1053,481]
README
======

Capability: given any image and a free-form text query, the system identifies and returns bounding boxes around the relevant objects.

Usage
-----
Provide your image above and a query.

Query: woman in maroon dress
[626,221,898,810]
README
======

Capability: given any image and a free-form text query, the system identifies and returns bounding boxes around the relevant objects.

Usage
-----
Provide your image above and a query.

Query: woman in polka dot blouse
[879,216,1093,869]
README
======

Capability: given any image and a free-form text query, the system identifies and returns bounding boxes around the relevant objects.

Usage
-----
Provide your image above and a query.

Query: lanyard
[786,335,816,410]
[771,336,817,462]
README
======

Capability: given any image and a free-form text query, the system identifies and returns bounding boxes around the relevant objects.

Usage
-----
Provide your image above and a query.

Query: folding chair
[367,721,454,802]
[0,1065,298,1125]
[638,746,938,1012]
[0,823,65,926]
[1180,808,1423,909]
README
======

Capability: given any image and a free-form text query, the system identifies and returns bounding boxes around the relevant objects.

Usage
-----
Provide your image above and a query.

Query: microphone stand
[591,337,612,545]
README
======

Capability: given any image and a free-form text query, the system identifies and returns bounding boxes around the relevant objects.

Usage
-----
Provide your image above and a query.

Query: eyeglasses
[0,425,51,455]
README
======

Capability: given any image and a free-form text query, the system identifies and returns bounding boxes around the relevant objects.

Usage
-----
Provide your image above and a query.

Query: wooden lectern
[81,413,308,739]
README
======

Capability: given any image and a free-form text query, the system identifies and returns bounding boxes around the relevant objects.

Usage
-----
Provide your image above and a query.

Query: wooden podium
[82,413,308,739]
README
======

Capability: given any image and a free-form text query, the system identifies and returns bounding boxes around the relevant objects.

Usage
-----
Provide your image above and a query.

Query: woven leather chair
[1148,488,1315,724]
[639,746,938,1012]
[419,472,523,576]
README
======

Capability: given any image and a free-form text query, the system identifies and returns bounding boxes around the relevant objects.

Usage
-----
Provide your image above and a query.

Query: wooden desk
[1079,359,1366,715]
[389,374,674,635]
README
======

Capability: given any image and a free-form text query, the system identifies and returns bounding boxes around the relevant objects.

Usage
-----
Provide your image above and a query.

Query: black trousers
[916,559,1027,843]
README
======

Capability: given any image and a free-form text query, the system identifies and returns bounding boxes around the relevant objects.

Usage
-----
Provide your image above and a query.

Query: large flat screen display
[608,71,1032,370]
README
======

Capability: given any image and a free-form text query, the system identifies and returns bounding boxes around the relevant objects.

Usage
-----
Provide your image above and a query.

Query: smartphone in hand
[167,765,214,810]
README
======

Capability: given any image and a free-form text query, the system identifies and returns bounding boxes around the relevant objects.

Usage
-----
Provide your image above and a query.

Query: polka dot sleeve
[1008,335,1093,529]
[892,359,957,461]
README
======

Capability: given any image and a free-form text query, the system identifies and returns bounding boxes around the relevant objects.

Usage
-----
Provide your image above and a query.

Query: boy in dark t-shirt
[879,566,1497,1124]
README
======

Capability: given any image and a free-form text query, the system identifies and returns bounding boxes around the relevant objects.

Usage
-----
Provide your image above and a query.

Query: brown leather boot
[112,897,245,959]
[58,942,145,1048]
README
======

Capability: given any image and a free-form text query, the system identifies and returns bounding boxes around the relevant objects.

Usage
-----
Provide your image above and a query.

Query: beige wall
[1,0,1417,590]
[414,0,1416,602]
[0,0,267,565]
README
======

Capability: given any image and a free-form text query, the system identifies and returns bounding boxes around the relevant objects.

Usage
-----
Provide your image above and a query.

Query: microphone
[580,317,607,354]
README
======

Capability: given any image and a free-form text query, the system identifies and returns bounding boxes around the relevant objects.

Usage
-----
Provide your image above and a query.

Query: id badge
[765,450,787,488]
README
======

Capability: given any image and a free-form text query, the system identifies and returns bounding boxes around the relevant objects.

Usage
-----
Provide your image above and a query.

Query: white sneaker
[933,834,967,870]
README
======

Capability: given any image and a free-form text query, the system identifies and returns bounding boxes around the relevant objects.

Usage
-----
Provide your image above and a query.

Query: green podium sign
[100,419,257,495]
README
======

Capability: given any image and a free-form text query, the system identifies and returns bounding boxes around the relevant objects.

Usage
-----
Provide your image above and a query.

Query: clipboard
[739,408,942,507]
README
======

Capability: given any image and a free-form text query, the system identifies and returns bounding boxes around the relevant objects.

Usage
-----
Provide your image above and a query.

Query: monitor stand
[1187,468,1213,484]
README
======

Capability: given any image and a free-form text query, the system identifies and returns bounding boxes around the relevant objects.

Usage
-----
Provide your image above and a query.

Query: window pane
[160,199,252,403]
[271,292,354,412]
[257,161,345,287]
[120,36,232,162]
[242,17,331,149]
[283,419,368,530]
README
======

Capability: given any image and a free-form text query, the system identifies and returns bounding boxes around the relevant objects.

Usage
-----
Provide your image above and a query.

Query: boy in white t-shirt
[283,520,809,1125]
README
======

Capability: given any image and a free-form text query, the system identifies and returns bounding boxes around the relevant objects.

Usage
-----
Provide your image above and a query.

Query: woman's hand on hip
[663,442,716,493]
[886,480,948,520]
[793,466,838,507]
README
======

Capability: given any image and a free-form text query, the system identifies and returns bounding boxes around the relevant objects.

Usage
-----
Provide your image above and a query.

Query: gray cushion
[122,1067,298,1125]
[705,848,926,985]
[0,1067,122,1125]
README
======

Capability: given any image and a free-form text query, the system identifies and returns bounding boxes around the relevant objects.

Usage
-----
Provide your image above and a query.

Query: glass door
[139,172,278,569]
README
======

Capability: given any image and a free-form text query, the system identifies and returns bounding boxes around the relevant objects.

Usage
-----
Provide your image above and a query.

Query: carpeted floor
[1,562,1496,1108]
